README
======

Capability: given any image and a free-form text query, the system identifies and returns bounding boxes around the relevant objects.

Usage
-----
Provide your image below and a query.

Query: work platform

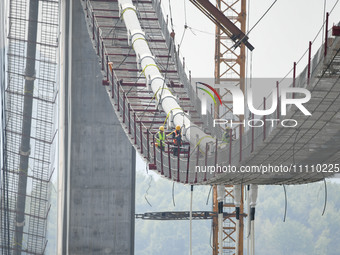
[81,0,340,185]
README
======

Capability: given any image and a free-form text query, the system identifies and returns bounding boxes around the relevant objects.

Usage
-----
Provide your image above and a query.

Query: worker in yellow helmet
[172,125,182,156]
[222,127,231,144]
[156,126,165,151]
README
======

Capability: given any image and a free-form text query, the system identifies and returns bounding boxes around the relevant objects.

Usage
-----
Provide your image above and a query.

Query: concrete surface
[62,0,136,254]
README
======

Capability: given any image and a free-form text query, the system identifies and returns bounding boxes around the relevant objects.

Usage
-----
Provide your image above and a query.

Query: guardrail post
[214,138,218,175]
[140,122,143,154]
[147,129,150,160]
[239,125,242,162]
[117,81,120,111]
[229,128,232,165]
[85,1,88,17]
[92,12,94,40]
[123,92,126,123]
[111,72,114,99]
[160,142,164,175]
[325,12,329,57]
[106,55,109,81]
[204,143,208,182]
[186,145,190,183]
[134,113,136,144]
[293,62,296,99]
[195,146,199,183]
[128,103,131,134]
[101,41,104,70]
[97,27,100,55]
[276,81,280,119]
[177,144,180,182]
[168,143,171,179]
[308,41,312,84]
[153,134,156,165]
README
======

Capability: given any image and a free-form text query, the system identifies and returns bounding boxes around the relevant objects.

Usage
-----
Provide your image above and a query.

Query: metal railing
[81,0,338,184]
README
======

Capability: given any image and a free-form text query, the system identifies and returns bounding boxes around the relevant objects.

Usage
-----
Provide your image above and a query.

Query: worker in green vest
[156,126,166,151]
[222,127,231,144]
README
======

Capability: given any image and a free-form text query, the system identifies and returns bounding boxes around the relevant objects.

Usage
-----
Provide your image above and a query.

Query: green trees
[135,172,340,255]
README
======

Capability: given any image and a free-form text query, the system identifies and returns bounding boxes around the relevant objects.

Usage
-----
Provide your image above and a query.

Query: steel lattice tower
[213,0,247,254]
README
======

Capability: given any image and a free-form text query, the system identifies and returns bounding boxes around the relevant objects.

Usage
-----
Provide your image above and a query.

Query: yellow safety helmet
[159,126,165,131]
[176,125,181,131]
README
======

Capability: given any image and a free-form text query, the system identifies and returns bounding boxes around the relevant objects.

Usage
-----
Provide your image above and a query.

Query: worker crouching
[172,125,182,156]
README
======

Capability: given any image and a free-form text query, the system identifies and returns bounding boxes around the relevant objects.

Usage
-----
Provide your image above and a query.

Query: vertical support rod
[308,41,312,84]
[186,145,190,183]
[204,143,208,181]
[276,81,280,119]
[177,144,180,182]
[111,72,114,99]
[215,138,218,175]
[168,142,171,178]
[189,185,193,255]
[195,146,199,183]
[117,81,120,111]
[140,122,143,154]
[239,125,242,162]
[134,113,136,144]
[263,97,266,141]
[106,55,109,81]
[293,62,296,99]
[122,92,126,123]
[92,12,95,39]
[229,128,232,165]
[147,129,150,160]
[251,113,254,153]
[160,141,164,175]
[97,27,100,55]
[101,41,104,70]
[14,0,39,252]
[128,103,131,134]
[325,12,329,57]
[153,134,156,165]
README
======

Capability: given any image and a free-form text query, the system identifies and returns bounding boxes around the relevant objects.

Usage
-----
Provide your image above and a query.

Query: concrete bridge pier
[57,0,135,254]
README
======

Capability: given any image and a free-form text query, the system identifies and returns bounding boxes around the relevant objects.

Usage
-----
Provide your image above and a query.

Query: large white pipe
[118,0,214,148]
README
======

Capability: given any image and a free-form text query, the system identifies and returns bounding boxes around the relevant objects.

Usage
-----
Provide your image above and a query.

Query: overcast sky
[159,0,340,78]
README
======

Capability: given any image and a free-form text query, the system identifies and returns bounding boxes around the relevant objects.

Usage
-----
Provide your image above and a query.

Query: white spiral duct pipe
[118,0,215,148]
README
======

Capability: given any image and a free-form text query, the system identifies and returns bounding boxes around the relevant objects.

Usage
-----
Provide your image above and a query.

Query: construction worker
[222,127,231,143]
[156,126,166,151]
[172,125,182,156]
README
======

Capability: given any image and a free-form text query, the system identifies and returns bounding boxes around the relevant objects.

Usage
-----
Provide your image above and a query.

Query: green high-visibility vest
[156,131,165,146]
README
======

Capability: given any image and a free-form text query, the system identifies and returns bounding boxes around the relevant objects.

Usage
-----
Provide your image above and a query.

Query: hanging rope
[283,184,287,222]
[322,178,328,216]
[206,185,213,205]
[237,0,279,47]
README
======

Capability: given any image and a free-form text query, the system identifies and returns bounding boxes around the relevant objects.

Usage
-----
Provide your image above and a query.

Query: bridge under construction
[1,0,340,254]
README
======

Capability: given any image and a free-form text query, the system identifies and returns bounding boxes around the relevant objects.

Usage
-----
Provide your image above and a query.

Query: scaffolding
[80,0,336,186]
[0,0,59,254]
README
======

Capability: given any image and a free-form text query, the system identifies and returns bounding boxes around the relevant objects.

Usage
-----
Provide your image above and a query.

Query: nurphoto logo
[197,80,312,128]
